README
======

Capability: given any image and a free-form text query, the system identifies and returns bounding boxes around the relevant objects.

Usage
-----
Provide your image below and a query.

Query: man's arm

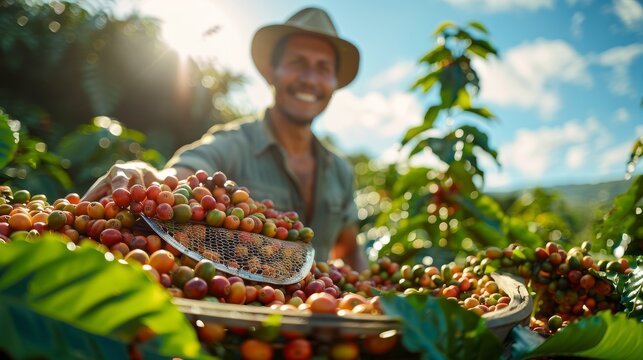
[329,224,367,272]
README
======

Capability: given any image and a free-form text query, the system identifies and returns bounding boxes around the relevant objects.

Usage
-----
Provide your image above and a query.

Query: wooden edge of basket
[174,271,532,340]
[173,297,399,336]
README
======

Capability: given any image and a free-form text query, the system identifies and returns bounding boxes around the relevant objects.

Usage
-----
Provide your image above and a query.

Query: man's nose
[299,67,320,83]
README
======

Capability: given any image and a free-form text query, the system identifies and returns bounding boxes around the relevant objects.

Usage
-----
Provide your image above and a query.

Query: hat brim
[252,24,360,89]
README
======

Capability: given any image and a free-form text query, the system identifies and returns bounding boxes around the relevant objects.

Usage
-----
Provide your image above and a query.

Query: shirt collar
[252,109,332,165]
[252,109,277,156]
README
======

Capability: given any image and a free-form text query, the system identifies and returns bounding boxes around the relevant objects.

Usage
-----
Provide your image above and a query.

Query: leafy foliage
[0,235,206,359]
[0,110,17,169]
[379,291,502,360]
[617,256,643,320]
[626,136,642,178]
[0,109,73,198]
[0,0,246,197]
[356,21,511,265]
[511,311,643,360]
[56,117,165,194]
[595,176,643,255]
[1,109,163,199]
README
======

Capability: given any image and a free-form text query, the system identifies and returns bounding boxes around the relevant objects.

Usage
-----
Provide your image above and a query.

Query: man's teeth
[294,93,317,102]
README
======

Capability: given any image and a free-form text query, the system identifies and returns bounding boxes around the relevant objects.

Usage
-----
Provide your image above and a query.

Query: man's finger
[111,170,131,190]
[81,182,110,202]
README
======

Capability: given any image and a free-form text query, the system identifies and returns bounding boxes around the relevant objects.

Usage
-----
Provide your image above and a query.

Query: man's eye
[318,65,333,75]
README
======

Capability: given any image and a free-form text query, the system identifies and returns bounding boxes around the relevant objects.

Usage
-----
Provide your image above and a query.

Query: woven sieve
[140,215,315,285]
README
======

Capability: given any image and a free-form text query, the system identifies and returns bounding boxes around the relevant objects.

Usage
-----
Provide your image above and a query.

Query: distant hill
[490,178,635,211]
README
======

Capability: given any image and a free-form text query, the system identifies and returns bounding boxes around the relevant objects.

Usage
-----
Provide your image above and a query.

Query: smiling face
[267,34,338,126]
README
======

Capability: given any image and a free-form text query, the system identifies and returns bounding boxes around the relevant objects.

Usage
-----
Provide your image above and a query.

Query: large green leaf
[0,110,18,169]
[379,292,502,360]
[0,236,206,359]
[617,256,643,320]
[515,311,643,360]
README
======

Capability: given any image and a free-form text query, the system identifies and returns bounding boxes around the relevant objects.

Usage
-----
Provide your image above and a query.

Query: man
[83,7,367,271]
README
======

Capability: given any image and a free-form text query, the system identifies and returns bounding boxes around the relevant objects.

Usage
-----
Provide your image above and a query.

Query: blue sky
[118,0,642,191]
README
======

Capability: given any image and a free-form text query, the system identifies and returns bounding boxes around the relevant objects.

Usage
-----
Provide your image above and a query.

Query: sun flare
[136,0,247,67]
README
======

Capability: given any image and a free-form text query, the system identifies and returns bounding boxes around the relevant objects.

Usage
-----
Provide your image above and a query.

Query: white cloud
[475,39,591,119]
[498,117,608,179]
[598,142,632,174]
[638,126,643,136]
[614,107,631,122]
[571,12,585,37]
[476,150,509,189]
[368,60,417,89]
[315,90,423,156]
[594,44,643,95]
[485,171,512,189]
[613,0,643,30]
[376,142,445,170]
[444,0,554,12]
[566,145,588,169]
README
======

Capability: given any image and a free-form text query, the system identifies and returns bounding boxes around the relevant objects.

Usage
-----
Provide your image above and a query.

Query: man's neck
[267,108,314,156]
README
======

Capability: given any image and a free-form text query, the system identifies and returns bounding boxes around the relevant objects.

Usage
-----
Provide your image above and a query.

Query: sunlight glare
[137,0,246,67]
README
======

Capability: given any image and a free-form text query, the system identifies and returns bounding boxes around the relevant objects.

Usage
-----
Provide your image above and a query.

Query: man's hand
[82,161,158,202]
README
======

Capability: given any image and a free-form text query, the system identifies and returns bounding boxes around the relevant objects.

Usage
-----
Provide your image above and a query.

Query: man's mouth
[293,92,318,103]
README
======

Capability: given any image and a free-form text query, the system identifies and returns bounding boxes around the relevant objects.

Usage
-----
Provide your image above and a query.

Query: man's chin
[284,113,315,126]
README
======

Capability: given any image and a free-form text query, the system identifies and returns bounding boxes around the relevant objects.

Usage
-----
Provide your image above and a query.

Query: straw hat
[251,7,360,89]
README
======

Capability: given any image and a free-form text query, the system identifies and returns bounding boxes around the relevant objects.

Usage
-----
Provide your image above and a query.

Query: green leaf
[462,107,496,120]
[392,167,431,197]
[380,292,502,360]
[446,161,477,194]
[411,70,441,93]
[251,313,282,342]
[0,236,206,359]
[467,39,498,59]
[402,124,431,147]
[420,46,452,65]
[454,88,471,109]
[426,137,456,164]
[626,136,642,177]
[0,110,18,169]
[454,29,473,42]
[458,125,499,165]
[467,21,489,34]
[518,311,643,360]
[433,21,456,36]
[439,62,466,108]
[618,256,643,320]
[409,139,430,158]
[401,105,442,146]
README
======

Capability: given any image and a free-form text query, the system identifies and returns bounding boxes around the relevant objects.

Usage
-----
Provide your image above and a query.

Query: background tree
[0,0,246,196]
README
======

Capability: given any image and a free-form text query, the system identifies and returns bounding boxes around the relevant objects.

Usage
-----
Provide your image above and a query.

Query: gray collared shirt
[165,111,359,261]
